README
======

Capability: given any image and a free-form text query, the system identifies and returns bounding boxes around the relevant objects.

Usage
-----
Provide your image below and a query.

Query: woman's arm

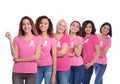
[51,46,57,84]
[68,52,75,57]
[91,44,100,64]
[85,44,100,69]
[5,32,18,59]
[74,44,82,57]
[100,46,109,57]
[57,43,69,57]
[15,44,41,62]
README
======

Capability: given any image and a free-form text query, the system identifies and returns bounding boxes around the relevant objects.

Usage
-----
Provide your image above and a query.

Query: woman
[68,21,84,84]
[35,16,57,84]
[94,22,112,84]
[81,20,100,84]
[54,19,70,84]
[6,16,41,84]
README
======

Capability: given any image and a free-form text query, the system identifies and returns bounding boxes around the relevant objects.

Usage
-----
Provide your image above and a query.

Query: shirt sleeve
[63,34,70,44]
[13,36,19,45]
[77,36,83,45]
[36,36,42,46]
[51,37,57,47]
[93,34,100,45]
[106,38,111,48]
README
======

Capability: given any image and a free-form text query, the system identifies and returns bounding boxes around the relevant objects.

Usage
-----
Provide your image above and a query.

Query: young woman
[54,19,70,84]
[94,22,112,84]
[68,21,84,84]
[81,20,100,84]
[5,16,41,84]
[35,16,57,84]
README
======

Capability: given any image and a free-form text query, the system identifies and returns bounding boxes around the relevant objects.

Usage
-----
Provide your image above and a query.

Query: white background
[0,0,119,84]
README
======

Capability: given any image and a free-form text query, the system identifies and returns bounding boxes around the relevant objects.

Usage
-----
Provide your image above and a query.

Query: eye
[27,22,31,25]
[72,24,75,27]
[22,23,25,26]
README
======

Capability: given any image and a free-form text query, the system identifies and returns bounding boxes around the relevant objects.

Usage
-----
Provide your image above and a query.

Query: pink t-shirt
[83,34,100,64]
[95,35,111,64]
[13,36,42,73]
[57,34,70,71]
[37,37,57,66]
[69,36,83,66]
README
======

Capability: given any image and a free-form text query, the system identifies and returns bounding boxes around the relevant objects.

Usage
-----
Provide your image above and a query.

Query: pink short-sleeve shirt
[13,36,42,73]
[56,34,70,71]
[69,36,83,66]
[37,37,57,66]
[95,35,111,64]
[83,34,100,64]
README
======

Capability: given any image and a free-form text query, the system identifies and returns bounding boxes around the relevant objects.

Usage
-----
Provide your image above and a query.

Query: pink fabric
[83,34,100,64]
[57,34,70,71]
[95,35,111,64]
[37,37,57,66]
[13,36,42,73]
[69,36,83,66]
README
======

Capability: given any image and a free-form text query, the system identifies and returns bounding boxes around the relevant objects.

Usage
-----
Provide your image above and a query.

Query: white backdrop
[0,0,119,84]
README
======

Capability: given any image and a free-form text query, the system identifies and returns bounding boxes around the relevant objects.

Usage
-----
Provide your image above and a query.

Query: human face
[57,20,67,34]
[70,22,80,33]
[101,25,110,35]
[22,19,32,33]
[85,23,92,34]
[39,18,49,32]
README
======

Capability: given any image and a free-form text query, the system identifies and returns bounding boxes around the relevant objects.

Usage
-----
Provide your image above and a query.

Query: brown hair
[18,16,38,36]
[69,21,82,36]
[35,15,53,37]
[82,20,96,37]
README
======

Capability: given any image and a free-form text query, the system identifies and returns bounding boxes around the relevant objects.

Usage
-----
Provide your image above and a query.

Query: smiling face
[101,25,110,35]
[56,19,67,34]
[70,22,80,33]
[85,23,92,34]
[22,19,32,33]
[39,18,49,32]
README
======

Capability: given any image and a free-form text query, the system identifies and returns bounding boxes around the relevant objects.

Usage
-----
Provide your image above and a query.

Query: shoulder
[106,36,111,42]
[13,36,23,44]
[48,36,56,41]
[96,34,100,38]
[33,35,43,43]
[91,34,100,43]
[76,36,83,40]
[14,36,22,40]
[33,35,41,39]
[64,34,69,38]
[90,34,99,39]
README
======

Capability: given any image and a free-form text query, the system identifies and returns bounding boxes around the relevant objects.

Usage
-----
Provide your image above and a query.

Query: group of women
[5,15,112,84]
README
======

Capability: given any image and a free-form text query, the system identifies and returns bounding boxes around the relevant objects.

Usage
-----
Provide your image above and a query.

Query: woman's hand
[5,32,12,40]
[85,62,94,69]
[13,58,19,62]
[51,75,56,84]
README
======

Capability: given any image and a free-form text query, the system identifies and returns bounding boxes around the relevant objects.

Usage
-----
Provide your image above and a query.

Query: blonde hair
[56,19,68,34]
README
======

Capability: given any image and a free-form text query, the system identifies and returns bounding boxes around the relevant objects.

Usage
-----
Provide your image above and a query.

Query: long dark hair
[69,21,82,36]
[82,20,96,37]
[35,15,53,37]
